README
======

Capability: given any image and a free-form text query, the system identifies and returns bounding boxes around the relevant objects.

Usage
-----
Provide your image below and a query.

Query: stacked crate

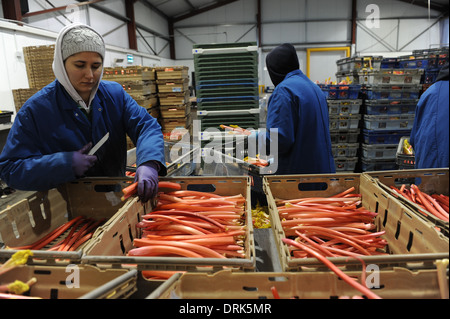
[103,66,158,110]
[360,65,422,171]
[12,88,40,113]
[397,46,449,94]
[155,66,191,140]
[103,66,159,149]
[193,42,259,157]
[12,45,55,112]
[323,57,384,172]
[23,45,55,89]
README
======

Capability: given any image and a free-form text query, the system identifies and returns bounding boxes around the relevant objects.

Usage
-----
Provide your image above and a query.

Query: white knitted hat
[61,26,105,61]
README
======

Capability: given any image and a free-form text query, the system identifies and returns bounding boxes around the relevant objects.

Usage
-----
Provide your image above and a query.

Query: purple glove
[135,161,160,203]
[72,143,97,177]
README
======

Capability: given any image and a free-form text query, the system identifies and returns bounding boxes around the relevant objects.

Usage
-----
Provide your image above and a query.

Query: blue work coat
[410,80,449,169]
[263,69,335,175]
[0,80,166,191]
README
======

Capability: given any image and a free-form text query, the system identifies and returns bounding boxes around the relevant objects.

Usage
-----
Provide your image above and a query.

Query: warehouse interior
[0,0,449,301]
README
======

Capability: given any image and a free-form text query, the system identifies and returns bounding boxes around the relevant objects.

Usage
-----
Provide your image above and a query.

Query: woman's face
[64,51,103,102]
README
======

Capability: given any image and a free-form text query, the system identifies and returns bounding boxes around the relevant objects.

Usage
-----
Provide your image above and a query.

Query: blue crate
[423,70,439,84]
[363,129,410,144]
[381,58,398,69]
[322,84,361,100]
[365,84,421,100]
[365,99,418,115]
[397,58,434,69]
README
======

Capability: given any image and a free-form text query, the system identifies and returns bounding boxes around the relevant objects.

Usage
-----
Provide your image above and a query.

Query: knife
[88,132,110,155]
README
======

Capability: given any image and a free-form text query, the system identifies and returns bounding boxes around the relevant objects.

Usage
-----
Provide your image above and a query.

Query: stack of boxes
[23,45,55,89]
[155,66,191,140]
[360,63,423,171]
[12,45,55,112]
[192,42,260,157]
[103,66,159,149]
[103,66,158,110]
[322,57,377,172]
[397,47,449,94]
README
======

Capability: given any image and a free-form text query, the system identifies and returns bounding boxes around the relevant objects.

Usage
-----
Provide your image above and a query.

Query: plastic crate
[365,84,421,100]
[330,129,360,144]
[396,136,415,169]
[362,143,398,160]
[197,99,259,111]
[196,84,259,99]
[365,99,418,115]
[148,267,446,299]
[334,157,358,172]
[363,129,410,144]
[358,69,423,85]
[329,114,361,131]
[263,174,449,272]
[322,84,361,100]
[362,158,397,171]
[380,57,399,69]
[336,56,383,72]
[0,111,13,124]
[327,99,362,115]
[331,143,359,158]
[193,42,258,53]
[364,114,415,131]
[397,55,437,69]
[196,108,260,131]
[423,69,439,84]
[335,71,359,84]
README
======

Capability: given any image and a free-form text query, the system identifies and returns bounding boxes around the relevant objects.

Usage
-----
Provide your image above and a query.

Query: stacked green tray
[193,42,260,130]
[197,99,259,111]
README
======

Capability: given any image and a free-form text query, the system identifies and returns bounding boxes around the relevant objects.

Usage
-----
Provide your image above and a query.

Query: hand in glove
[72,143,97,177]
[135,161,160,203]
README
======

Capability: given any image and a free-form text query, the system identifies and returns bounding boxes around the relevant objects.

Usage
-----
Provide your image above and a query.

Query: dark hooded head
[266,43,299,87]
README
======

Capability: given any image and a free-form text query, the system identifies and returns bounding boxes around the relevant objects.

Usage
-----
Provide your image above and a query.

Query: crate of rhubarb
[0,178,133,262]
[364,168,449,237]
[81,176,256,274]
[263,173,449,272]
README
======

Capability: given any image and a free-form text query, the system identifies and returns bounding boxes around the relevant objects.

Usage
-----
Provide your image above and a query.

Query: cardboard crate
[148,267,447,299]
[119,81,157,96]
[81,176,256,272]
[0,178,134,259]
[159,104,190,119]
[364,169,449,235]
[155,66,189,80]
[157,78,189,93]
[0,264,137,299]
[158,91,190,106]
[103,66,155,81]
[263,173,449,272]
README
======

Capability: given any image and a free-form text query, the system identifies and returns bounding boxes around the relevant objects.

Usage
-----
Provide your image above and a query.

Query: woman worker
[0,23,166,203]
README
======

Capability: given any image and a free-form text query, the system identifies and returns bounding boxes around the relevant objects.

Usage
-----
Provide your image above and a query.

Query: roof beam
[171,0,239,23]
[395,0,449,14]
